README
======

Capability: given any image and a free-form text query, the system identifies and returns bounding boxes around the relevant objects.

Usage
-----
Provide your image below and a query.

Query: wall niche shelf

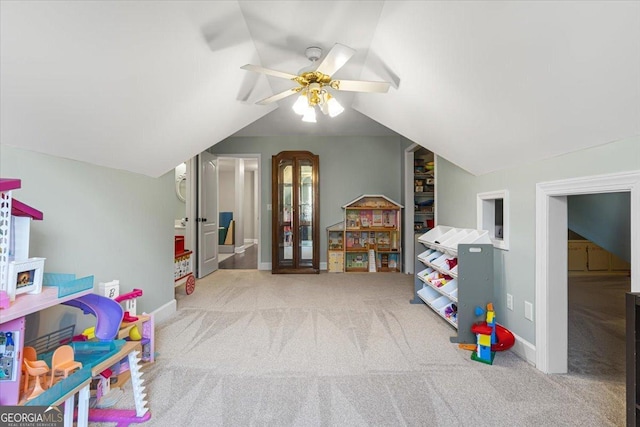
[412,225,494,344]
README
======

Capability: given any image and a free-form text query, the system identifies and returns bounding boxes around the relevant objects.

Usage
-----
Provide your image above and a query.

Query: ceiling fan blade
[332,79,391,93]
[255,88,299,105]
[315,43,355,77]
[241,64,298,80]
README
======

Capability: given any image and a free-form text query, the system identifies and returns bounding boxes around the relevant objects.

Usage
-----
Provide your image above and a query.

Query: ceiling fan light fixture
[292,93,308,115]
[301,105,317,123]
[242,44,390,123]
[326,96,344,118]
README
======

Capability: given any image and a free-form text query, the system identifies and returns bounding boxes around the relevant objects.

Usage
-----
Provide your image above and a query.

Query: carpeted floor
[109,270,625,426]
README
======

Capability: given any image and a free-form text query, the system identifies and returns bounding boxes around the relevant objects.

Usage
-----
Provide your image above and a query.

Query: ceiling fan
[241,43,391,122]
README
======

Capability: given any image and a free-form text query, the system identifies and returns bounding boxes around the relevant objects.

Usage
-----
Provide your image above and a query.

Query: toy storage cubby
[412,225,494,344]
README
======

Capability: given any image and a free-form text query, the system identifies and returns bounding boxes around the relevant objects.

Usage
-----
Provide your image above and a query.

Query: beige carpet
[108,270,624,426]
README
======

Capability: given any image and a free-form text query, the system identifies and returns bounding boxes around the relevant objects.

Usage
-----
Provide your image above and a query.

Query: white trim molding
[535,170,640,374]
[151,298,177,325]
[477,189,509,250]
[510,332,536,366]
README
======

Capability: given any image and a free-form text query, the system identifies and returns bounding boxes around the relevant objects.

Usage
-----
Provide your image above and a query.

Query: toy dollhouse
[0,178,44,303]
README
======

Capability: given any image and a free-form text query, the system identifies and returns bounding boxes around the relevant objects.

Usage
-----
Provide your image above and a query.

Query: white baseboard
[151,299,177,325]
[234,245,246,254]
[244,238,257,244]
[509,331,536,366]
[259,262,327,271]
[259,262,271,271]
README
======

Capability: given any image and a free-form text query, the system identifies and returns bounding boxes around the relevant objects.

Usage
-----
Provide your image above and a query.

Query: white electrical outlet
[267,204,272,211]
[506,293,513,311]
[524,301,534,321]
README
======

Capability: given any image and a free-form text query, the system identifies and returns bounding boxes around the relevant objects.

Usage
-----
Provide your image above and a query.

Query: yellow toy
[128,325,142,341]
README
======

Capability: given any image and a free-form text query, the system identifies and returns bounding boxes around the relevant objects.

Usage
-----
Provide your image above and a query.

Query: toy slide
[492,324,515,351]
[63,294,124,341]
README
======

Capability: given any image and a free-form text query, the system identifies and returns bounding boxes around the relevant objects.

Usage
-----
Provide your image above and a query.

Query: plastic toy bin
[71,339,126,368]
[43,273,94,298]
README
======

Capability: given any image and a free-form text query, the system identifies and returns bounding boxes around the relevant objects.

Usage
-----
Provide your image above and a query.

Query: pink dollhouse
[0,178,44,303]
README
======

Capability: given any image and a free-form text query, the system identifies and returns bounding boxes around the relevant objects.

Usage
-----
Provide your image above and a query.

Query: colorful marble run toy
[466,303,516,364]
[471,303,497,365]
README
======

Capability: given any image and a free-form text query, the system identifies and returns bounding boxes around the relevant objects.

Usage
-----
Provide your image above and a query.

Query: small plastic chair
[24,359,49,400]
[49,345,82,388]
[22,346,48,393]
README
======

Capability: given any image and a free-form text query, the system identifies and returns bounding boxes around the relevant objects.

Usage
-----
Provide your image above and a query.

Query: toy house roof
[12,199,44,220]
[0,178,21,192]
[0,177,44,220]
[342,194,403,209]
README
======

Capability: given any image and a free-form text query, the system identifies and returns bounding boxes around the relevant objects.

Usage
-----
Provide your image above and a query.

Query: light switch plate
[524,301,534,321]
[507,293,513,311]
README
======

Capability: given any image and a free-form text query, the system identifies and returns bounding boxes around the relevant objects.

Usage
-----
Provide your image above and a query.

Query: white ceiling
[1,1,638,177]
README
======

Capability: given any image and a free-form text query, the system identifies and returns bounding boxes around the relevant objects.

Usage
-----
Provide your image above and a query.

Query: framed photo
[5,257,46,301]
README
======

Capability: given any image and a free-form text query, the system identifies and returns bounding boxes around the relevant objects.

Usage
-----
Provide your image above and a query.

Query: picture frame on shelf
[5,257,46,301]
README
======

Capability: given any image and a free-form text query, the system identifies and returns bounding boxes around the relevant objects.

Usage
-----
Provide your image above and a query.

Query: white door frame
[535,170,640,373]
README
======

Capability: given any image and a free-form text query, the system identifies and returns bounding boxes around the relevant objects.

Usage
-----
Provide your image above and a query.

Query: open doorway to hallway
[217,156,260,270]
[566,192,630,426]
[535,171,639,375]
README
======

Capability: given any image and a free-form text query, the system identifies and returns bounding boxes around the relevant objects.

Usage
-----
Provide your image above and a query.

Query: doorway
[535,171,640,374]
[175,153,261,276]
[216,155,260,270]
[403,143,437,275]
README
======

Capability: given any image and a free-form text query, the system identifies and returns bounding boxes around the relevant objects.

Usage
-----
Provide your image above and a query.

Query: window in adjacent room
[477,190,509,250]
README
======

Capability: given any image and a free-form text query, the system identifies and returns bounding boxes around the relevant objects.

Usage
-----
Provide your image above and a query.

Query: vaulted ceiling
[1,1,638,177]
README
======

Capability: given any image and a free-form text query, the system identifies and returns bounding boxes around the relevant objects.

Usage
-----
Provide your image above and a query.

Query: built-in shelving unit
[412,225,494,343]
[413,148,435,234]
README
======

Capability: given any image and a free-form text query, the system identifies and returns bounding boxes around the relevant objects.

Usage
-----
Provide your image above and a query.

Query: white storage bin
[449,265,459,277]
[417,267,434,279]
[440,229,472,250]
[425,250,443,262]
[430,295,451,311]
[430,253,449,269]
[417,249,435,264]
[417,286,440,304]
[440,279,458,299]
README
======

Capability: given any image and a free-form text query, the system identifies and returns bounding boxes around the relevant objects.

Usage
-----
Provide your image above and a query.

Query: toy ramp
[63,294,124,341]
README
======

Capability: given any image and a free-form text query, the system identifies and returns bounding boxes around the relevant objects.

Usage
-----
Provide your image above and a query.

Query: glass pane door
[298,159,313,267]
[278,160,293,267]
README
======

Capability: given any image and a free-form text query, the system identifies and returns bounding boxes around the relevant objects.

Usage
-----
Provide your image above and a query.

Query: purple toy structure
[62,294,124,340]
[77,408,151,427]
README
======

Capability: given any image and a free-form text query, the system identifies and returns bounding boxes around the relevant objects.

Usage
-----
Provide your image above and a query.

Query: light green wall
[1,145,175,339]
[210,136,410,264]
[436,136,640,343]
[568,192,630,262]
